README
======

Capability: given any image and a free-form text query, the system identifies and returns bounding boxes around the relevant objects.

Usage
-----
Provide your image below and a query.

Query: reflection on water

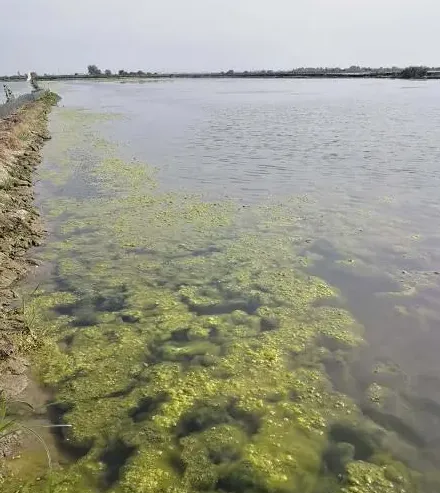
[4,79,440,492]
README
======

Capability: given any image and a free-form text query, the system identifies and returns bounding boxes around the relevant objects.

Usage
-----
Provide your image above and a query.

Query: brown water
[20,79,440,492]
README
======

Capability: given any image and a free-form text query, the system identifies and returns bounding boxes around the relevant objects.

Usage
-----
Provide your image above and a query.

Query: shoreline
[2,72,440,83]
[0,93,57,458]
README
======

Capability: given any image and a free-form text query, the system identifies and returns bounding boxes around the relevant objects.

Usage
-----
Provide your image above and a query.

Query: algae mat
[2,106,434,493]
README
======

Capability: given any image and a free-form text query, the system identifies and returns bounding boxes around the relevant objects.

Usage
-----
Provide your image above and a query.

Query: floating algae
[1,107,431,492]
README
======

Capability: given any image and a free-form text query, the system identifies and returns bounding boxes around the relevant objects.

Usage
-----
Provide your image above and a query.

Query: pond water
[8,79,440,492]
[1,81,34,101]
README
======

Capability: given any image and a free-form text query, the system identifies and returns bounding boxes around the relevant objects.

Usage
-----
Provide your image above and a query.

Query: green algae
[342,461,404,493]
[3,108,427,493]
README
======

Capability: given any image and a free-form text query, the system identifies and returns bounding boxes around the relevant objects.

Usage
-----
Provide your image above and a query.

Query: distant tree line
[88,65,156,78]
[84,64,435,80]
[1,65,436,81]
[221,66,432,79]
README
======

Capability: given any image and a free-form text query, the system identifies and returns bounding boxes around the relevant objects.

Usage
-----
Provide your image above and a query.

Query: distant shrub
[87,64,102,76]
[399,66,428,79]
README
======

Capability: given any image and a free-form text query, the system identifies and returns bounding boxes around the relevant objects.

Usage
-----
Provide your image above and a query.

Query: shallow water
[8,79,440,492]
[1,81,35,100]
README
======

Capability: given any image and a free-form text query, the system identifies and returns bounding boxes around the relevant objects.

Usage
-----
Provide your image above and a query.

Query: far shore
[2,69,440,82]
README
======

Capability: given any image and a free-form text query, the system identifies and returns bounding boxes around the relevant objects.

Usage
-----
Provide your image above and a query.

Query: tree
[104,69,112,76]
[87,64,102,76]
[399,66,428,79]
[118,69,127,76]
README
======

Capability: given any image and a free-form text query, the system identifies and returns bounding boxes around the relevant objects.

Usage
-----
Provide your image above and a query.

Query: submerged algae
[4,108,425,492]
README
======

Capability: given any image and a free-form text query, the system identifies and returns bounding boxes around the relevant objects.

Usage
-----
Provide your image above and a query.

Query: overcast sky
[2,0,438,74]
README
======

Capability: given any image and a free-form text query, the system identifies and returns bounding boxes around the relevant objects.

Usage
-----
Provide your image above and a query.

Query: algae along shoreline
[1,100,439,493]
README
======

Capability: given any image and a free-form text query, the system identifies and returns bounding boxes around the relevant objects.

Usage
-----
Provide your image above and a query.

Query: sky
[1,0,439,74]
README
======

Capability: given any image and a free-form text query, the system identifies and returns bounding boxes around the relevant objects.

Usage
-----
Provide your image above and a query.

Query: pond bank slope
[0,93,58,456]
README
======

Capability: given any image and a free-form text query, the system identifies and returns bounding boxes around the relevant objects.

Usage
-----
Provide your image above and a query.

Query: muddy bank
[0,93,58,456]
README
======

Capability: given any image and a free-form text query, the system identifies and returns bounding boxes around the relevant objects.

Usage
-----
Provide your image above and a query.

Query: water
[51,77,440,376]
[9,79,440,492]
[1,81,33,101]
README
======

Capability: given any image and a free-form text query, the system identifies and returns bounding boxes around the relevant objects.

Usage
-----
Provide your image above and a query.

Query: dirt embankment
[0,95,57,456]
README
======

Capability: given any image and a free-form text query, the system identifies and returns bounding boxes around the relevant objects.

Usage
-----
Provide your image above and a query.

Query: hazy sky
[2,0,438,74]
